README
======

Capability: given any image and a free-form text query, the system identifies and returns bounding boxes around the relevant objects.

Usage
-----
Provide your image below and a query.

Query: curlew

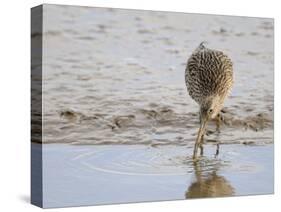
[185,42,233,159]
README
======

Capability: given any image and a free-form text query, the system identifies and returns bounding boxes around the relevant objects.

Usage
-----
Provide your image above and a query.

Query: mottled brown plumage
[185,42,233,159]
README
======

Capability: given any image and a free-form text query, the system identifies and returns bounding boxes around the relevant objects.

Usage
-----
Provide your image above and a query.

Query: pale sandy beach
[33,4,274,208]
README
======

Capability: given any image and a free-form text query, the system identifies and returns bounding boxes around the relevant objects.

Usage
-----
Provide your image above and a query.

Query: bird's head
[200,95,223,123]
[200,96,222,124]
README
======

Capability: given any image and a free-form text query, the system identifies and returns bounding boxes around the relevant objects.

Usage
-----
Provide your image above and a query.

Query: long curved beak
[193,118,208,159]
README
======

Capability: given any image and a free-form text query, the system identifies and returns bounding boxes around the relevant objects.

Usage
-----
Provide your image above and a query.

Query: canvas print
[31,4,274,208]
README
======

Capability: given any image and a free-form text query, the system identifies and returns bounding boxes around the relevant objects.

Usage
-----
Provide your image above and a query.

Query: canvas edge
[31,4,43,208]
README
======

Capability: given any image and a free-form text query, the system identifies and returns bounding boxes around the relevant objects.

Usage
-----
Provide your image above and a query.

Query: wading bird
[185,42,233,159]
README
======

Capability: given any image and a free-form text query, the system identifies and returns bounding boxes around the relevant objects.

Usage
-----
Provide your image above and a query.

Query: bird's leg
[215,113,223,133]
[199,133,204,156]
[214,142,220,158]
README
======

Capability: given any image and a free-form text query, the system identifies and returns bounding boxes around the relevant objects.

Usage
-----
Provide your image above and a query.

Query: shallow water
[40,143,273,208]
[33,5,274,207]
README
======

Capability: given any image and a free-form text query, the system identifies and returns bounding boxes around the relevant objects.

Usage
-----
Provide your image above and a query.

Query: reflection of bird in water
[185,42,233,159]
[185,161,234,198]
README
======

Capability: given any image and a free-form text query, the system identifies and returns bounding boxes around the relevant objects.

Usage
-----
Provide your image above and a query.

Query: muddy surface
[39,5,274,147]
[33,5,274,207]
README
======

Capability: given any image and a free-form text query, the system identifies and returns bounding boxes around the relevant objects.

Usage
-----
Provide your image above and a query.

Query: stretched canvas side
[31,5,43,208]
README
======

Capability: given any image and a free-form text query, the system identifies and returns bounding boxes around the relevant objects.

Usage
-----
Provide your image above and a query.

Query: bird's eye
[208,109,213,114]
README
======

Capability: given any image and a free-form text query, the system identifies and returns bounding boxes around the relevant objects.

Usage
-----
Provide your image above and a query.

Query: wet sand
[34,4,274,207]
[39,5,274,147]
